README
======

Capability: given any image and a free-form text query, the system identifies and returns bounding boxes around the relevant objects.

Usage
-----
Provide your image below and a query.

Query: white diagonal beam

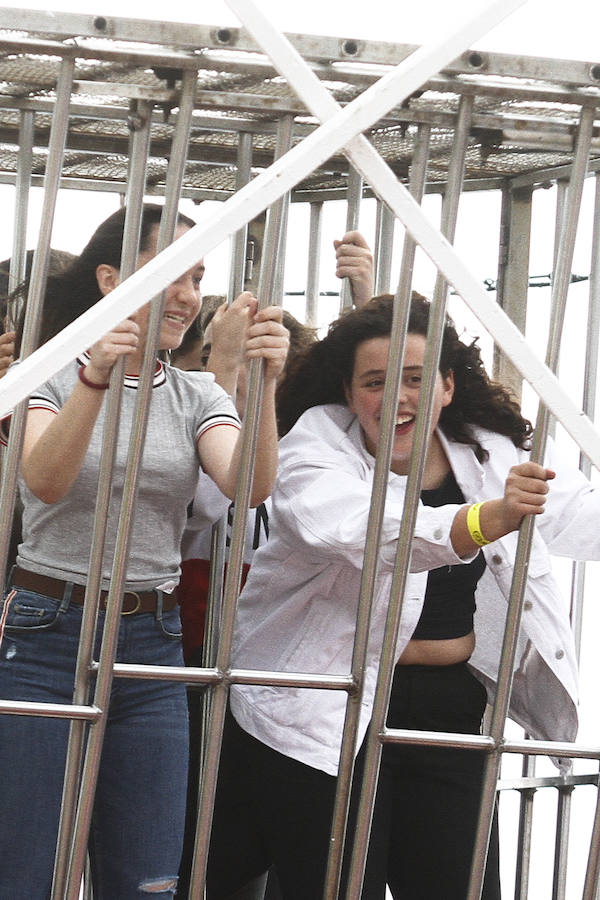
[227,0,600,473]
[0,0,525,419]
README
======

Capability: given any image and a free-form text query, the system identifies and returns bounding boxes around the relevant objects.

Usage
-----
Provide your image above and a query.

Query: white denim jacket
[231,404,592,776]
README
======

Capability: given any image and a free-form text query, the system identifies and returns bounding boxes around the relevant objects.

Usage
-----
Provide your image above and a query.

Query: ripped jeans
[0,584,189,899]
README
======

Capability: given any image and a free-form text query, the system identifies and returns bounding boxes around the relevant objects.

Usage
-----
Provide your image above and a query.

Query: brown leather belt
[10,567,178,616]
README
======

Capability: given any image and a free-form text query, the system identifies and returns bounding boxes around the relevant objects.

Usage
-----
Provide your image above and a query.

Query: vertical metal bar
[513,777,536,900]
[193,132,254,895]
[346,100,468,895]
[570,172,600,658]
[493,183,536,900]
[545,175,569,432]
[58,62,201,893]
[65,71,198,893]
[554,179,569,275]
[493,185,533,399]
[273,124,293,306]
[200,128,253,767]
[0,55,74,626]
[188,113,293,900]
[229,130,253,300]
[0,107,34,592]
[373,199,395,295]
[306,200,323,327]
[340,166,363,311]
[580,174,600,900]
[323,122,431,900]
[565,173,600,900]
[344,97,473,900]
[203,129,253,680]
[62,98,155,900]
[552,786,574,900]
[468,104,595,900]
[7,109,34,317]
[583,792,600,900]
[494,183,510,345]
[257,115,294,304]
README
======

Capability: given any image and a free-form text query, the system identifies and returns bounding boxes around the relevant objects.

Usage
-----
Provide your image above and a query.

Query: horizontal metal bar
[384,727,496,752]
[0,700,102,721]
[103,662,355,691]
[0,95,289,135]
[2,8,600,88]
[0,34,203,69]
[293,176,509,201]
[499,773,600,791]
[505,738,600,761]
[0,170,235,200]
[71,81,176,102]
[509,155,600,189]
[383,726,600,761]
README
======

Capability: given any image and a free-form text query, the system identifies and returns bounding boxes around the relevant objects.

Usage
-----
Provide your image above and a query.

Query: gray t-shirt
[14,354,240,590]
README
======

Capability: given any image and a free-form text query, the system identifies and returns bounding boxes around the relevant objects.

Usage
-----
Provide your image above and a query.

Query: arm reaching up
[334,230,374,308]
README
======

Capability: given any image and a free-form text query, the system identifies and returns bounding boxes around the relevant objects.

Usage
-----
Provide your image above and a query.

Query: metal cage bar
[468,103,596,900]
[343,93,474,898]
[373,200,395,296]
[60,98,155,900]
[306,200,324,327]
[340,165,363,311]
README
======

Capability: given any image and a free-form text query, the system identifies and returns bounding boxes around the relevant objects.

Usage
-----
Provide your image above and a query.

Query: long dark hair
[276,293,532,460]
[14,203,196,353]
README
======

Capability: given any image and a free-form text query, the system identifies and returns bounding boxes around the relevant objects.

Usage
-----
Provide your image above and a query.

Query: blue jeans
[0,584,189,899]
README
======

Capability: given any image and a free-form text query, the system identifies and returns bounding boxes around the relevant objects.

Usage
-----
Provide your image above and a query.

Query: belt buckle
[122,591,142,616]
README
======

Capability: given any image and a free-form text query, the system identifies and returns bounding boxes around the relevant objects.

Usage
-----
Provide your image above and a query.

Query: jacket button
[555,649,565,660]
[492,555,502,565]
[523,601,532,611]
[433,527,443,540]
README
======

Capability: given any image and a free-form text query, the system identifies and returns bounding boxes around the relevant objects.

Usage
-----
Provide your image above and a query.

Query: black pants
[178,650,282,900]
[207,663,501,900]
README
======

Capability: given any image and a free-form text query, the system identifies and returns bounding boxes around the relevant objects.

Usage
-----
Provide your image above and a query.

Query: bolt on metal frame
[1,1,600,898]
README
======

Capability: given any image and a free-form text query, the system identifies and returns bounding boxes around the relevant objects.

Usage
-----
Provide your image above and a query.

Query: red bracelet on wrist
[78,366,110,391]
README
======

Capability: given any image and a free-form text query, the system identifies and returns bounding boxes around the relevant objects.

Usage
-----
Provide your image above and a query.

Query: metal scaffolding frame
[0,1,600,897]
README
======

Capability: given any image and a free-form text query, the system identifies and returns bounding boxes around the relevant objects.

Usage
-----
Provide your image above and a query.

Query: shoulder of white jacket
[281,404,354,449]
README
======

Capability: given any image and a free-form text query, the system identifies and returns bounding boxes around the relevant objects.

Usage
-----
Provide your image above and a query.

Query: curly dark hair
[276,293,532,461]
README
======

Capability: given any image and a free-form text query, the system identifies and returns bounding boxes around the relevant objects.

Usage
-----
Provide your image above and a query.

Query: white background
[2,1,600,896]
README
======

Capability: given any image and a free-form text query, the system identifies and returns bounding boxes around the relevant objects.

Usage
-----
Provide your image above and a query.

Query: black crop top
[411,469,486,640]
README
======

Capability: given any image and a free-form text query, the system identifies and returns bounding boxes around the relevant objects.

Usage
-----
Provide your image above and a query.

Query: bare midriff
[397,630,475,666]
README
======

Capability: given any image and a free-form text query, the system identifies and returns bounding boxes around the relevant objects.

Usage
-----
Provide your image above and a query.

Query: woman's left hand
[500,461,555,529]
[245,305,289,381]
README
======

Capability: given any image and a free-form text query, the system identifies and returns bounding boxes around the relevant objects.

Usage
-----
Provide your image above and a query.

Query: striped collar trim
[77,352,166,389]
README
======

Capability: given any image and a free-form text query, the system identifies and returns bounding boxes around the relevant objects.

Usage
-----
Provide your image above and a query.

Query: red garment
[178,558,251,662]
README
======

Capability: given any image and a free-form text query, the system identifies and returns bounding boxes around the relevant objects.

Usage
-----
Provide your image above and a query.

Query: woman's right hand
[0,331,15,378]
[85,319,140,384]
[210,293,253,367]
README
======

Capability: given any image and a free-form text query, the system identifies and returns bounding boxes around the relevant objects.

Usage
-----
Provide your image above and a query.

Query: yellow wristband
[466,502,491,547]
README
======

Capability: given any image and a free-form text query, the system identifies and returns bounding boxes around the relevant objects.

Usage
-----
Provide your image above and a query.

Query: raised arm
[334,230,374,309]
[21,319,139,503]
[274,409,555,570]
[198,300,288,507]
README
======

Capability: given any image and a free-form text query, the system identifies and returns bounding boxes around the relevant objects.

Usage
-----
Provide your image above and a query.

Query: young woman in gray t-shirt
[0,203,288,899]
